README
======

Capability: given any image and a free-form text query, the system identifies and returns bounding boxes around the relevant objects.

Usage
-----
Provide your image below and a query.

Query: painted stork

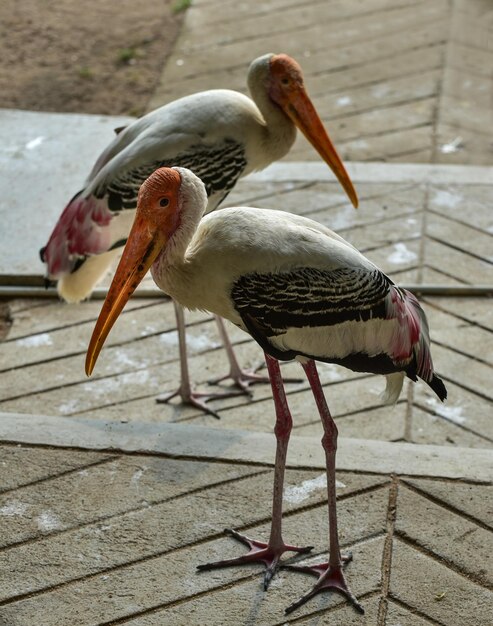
[40,52,358,416]
[85,168,447,614]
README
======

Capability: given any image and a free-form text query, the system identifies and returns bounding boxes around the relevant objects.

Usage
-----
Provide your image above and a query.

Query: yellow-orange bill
[285,89,358,209]
[85,218,165,376]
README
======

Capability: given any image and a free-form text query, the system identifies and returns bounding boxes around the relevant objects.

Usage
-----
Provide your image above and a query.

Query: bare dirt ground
[0,0,184,116]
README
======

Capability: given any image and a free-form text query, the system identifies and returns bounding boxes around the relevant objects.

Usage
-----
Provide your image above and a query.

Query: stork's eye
[159,197,169,207]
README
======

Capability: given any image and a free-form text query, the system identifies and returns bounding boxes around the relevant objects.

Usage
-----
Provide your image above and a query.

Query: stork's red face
[268,54,358,209]
[85,168,182,376]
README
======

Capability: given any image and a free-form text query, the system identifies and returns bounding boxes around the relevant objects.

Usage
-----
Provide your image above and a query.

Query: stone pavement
[0,414,491,625]
[150,0,493,165]
[1,0,492,624]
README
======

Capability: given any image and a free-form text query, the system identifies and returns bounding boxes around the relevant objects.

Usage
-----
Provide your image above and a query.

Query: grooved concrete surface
[150,0,493,166]
[1,0,492,624]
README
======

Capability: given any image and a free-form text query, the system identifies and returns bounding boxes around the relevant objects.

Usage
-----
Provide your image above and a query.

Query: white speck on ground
[426,398,466,424]
[37,510,62,532]
[130,468,144,486]
[330,207,356,230]
[387,242,417,265]
[140,325,157,336]
[284,474,346,504]
[58,398,82,415]
[371,84,390,98]
[432,188,463,209]
[16,333,53,347]
[159,330,218,352]
[440,136,463,154]
[0,500,29,516]
[318,362,344,381]
[336,95,352,107]
[112,349,141,369]
[25,136,45,150]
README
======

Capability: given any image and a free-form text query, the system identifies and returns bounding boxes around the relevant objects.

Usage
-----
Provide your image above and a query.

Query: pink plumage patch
[386,286,433,382]
[42,193,113,278]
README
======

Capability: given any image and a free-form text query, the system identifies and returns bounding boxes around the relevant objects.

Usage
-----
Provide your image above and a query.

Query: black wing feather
[232,267,392,336]
[95,138,247,212]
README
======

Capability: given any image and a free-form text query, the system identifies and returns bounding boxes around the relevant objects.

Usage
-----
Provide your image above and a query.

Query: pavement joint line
[247,162,493,185]
[55,367,364,421]
[284,194,419,225]
[2,299,167,345]
[282,590,382,626]
[326,95,437,123]
[412,401,493,444]
[358,235,421,257]
[199,0,426,42]
[363,146,432,162]
[400,479,493,533]
[1,308,210,363]
[0,516,387,614]
[311,39,447,80]
[95,566,385,626]
[426,207,493,238]
[0,542,267,611]
[0,467,271,556]
[377,475,399,624]
[430,339,493,369]
[438,370,493,404]
[426,234,493,265]
[310,62,443,99]
[0,327,248,401]
[387,595,447,626]
[95,573,269,626]
[291,398,407,430]
[0,412,490,482]
[422,264,470,285]
[0,453,119,497]
[423,298,493,334]
[71,374,366,422]
[392,532,491,590]
[207,11,445,62]
[404,376,414,442]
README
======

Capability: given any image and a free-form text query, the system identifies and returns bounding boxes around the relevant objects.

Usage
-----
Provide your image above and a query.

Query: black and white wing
[231,264,446,400]
[231,266,392,361]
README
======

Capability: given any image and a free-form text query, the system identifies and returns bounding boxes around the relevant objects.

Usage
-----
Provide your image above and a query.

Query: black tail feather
[428,374,447,402]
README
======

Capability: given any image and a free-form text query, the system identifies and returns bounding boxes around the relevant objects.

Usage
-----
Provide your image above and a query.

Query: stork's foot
[156,385,244,419]
[208,367,303,393]
[197,528,314,590]
[208,368,270,395]
[284,553,364,614]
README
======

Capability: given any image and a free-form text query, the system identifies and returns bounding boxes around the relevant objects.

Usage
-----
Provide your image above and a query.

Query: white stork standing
[41,52,358,417]
[85,168,447,614]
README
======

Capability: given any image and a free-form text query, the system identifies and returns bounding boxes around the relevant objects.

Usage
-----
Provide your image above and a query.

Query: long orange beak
[85,215,167,376]
[284,90,358,209]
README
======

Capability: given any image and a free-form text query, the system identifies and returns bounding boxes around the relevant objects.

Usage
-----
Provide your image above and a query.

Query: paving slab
[391,539,492,625]
[0,412,491,483]
[0,428,491,625]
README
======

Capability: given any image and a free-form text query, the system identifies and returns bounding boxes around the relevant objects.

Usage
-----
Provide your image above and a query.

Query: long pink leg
[156,301,244,418]
[208,316,302,391]
[285,359,364,615]
[197,353,313,589]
